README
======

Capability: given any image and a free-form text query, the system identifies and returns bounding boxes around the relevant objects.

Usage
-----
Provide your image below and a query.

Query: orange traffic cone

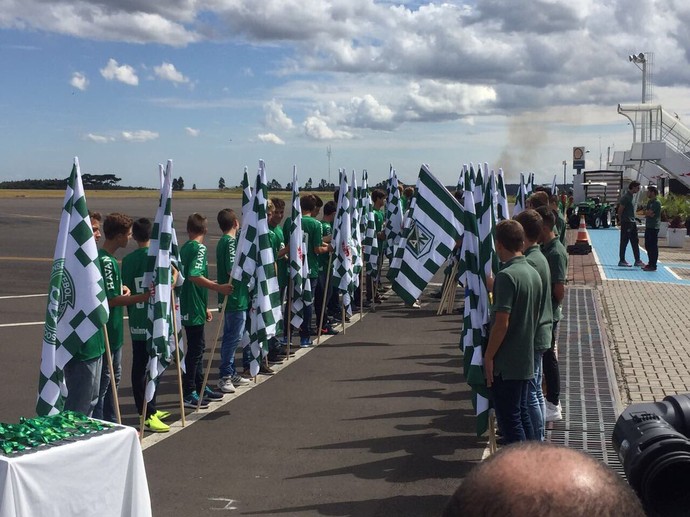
[567,214,592,255]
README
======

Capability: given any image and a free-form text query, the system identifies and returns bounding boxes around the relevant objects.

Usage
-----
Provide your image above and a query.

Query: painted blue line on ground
[587,228,690,285]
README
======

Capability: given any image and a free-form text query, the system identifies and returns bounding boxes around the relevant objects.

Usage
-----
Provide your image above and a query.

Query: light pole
[628,52,647,104]
[562,160,567,192]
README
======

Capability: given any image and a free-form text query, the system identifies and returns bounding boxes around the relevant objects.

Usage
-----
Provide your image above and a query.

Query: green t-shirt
[374,209,384,247]
[301,216,323,279]
[270,224,289,289]
[216,233,249,312]
[180,239,209,327]
[524,245,553,352]
[98,249,125,351]
[490,255,542,380]
[556,211,567,246]
[620,191,636,223]
[646,198,661,230]
[319,221,333,273]
[121,247,149,342]
[542,237,568,322]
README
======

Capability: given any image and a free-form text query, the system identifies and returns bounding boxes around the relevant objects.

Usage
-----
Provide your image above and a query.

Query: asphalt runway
[0,195,484,516]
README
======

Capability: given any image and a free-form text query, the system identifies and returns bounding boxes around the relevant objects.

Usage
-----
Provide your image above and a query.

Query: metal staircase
[617,104,690,189]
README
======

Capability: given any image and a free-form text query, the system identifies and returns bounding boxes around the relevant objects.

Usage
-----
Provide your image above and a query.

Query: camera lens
[641,450,690,516]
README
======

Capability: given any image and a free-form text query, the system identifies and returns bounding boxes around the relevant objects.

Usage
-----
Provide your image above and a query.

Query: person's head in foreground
[442,442,645,517]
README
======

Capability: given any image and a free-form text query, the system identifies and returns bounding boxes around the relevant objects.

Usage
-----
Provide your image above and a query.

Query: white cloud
[121,130,159,142]
[100,58,139,86]
[70,72,88,91]
[185,127,200,136]
[263,99,294,131]
[303,116,354,141]
[154,62,189,83]
[257,133,285,145]
[84,133,112,143]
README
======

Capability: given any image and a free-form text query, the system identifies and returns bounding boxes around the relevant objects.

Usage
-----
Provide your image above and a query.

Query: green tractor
[568,182,615,229]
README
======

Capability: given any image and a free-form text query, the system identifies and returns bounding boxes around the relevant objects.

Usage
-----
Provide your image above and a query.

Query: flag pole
[341,294,346,335]
[286,277,292,359]
[102,325,122,425]
[139,405,147,441]
[360,267,364,318]
[488,410,498,455]
[171,291,186,426]
[317,253,333,344]
[436,270,451,315]
[197,294,228,411]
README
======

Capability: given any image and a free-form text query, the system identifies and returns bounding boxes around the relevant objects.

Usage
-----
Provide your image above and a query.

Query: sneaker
[321,326,339,335]
[183,391,209,409]
[545,401,563,422]
[634,260,646,267]
[203,386,224,400]
[154,410,171,421]
[407,300,421,309]
[643,265,657,272]
[300,338,313,348]
[618,260,632,267]
[259,363,275,375]
[277,336,288,346]
[231,374,251,387]
[144,414,170,433]
[217,376,237,393]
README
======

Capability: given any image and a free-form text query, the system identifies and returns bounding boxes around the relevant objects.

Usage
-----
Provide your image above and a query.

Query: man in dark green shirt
[643,186,661,271]
[617,181,643,267]
[485,220,543,444]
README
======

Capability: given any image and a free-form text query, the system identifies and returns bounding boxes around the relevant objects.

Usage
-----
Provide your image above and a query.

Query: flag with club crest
[37,158,110,416]
[231,160,282,377]
[389,165,463,305]
[288,167,312,329]
[332,173,356,315]
[143,161,178,402]
[512,172,526,217]
[241,166,252,224]
[384,167,403,259]
[496,169,510,221]
[458,165,491,436]
[361,170,379,277]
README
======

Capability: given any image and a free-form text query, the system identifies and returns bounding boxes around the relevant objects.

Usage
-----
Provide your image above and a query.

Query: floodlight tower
[628,52,653,142]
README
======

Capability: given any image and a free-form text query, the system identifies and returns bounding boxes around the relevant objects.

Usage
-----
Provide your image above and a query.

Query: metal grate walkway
[546,286,625,476]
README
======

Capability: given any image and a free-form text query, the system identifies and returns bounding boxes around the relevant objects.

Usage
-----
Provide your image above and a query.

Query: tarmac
[2,193,690,515]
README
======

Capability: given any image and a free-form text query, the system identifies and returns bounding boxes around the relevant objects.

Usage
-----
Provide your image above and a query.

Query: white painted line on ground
[589,245,607,281]
[0,293,47,300]
[665,266,682,281]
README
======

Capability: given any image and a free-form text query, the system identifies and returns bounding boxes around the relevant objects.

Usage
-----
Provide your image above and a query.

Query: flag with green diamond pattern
[37,158,110,416]
[241,166,252,223]
[384,167,403,260]
[232,160,282,377]
[288,166,312,329]
[350,171,363,283]
[332,172,356,315]
[389,164,463,305]
[512,172,526,218]
[362,170,379,277]
[459,164,491,436]
[496,168,510,222]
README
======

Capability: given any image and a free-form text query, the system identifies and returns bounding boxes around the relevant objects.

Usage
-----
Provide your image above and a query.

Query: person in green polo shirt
[617,181,643,267]
[484,219,542,444]
[643,186,661,271]
[94,213,149,423]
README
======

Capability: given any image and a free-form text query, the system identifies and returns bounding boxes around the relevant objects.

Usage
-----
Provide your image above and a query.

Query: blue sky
[2,0,690,188]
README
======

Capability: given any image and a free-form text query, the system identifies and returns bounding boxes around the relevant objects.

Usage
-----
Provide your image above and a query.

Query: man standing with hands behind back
[643,186,661,272]
[617,181,644,267]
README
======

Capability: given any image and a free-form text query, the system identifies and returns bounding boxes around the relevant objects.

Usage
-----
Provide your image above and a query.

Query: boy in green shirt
[315,200,338,335]
[94,213,149,423]
[484,219,542,444]
[122,218,170,432]
[215,209,253,392]
[180,213,233,409]
[643,186,661,271]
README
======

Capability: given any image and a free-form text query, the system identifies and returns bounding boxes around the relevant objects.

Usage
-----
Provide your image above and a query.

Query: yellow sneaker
[145,414,170,433]
[154,410,171,421]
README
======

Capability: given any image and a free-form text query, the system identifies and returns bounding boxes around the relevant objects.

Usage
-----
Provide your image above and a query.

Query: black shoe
[259,363,275,375]
[202,386,224,400]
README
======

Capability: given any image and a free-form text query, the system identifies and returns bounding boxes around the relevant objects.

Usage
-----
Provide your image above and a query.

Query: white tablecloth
[0,424,151,517]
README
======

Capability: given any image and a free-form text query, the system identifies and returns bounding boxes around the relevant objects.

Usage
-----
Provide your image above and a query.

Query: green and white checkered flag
[526,172,535,197]
[350,170,363,280]
[288,167,312,329]
[389,165,463,305]
[459,165,490,436]
[477,164,496,321]
[551,174,558,196]
[384,167,403,260]
[332,172,356,315]
[362,171,379,277]
[241,166,252,224]
[144,160,177,402]
[512,172,526,217]
[232,160,282,377]
[496,168,510,221]
[37,158,110,416]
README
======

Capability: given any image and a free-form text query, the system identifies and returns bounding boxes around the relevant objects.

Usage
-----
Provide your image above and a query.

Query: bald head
[443,443,644,517]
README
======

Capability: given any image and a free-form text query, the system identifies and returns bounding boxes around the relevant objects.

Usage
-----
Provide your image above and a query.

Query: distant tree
[318,178,328,190]
[305,177,313,190]
[218,177,226,190]
[192,183,197,190]
[81,173,122,189]
[268,179,282,190]
[285,182,292,191]
[173,176,185,191]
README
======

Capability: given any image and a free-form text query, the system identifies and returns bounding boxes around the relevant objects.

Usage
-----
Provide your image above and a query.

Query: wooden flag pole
[317,253,333,344]
[436,270,451,315]
[341,294,346,335]
[197,294,228,411]
[286,276,292,360]
[102,325,122,425]
[170,291,186,427]
[359,267,364,318]
[488,409,498,455]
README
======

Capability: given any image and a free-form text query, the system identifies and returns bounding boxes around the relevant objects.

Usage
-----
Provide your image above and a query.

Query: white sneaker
[410,300,421,309]
[217,376,236,393]
[231,374,251,387]
[545,401,562,422]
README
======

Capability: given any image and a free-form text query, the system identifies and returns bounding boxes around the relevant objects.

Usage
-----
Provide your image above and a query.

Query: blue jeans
[219,310,246,378]
[299,278,314,339]
[93,347,122,422]
[492,376,528,444]
[524,350,545,441]
[64,355,102,417]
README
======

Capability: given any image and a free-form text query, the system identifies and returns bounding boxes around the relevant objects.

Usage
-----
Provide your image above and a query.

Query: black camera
[612,394,690,516]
